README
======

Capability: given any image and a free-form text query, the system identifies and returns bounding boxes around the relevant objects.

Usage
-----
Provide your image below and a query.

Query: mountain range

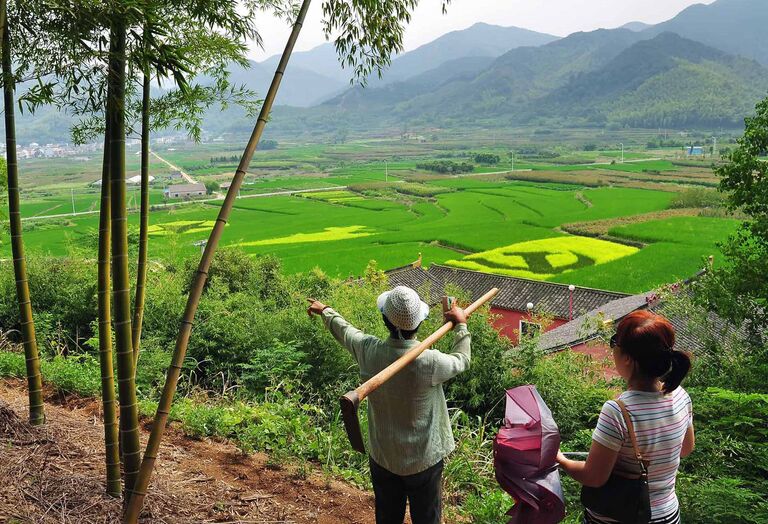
[9,0,768,143]
[252,22,559,107]
[306,0,768,130]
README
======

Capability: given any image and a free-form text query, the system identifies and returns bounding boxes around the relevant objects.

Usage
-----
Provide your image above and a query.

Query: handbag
[580,399,652,524]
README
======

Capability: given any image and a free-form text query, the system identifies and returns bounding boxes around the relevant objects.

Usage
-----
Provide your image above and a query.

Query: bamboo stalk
[122,1,312,520]
[1,0,44,426]
[107,17,141,503]
[98,101,121,497]
[131,64,150,364]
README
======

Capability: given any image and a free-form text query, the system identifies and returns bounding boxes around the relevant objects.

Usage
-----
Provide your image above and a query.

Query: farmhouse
[536,271,745,361]
[381,261,743,375]
[382,262,626,343]
[163,183,206,199]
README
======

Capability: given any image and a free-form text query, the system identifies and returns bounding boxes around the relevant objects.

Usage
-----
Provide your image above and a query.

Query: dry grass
[0,379,375,524]
[561,208,705,237]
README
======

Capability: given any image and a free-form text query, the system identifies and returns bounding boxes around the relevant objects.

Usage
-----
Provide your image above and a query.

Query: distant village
[0,134,197,161]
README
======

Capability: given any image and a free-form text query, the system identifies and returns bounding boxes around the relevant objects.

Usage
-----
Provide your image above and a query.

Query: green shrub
[0,351,100,397]
[678,477,768,524]
[0,350,25,377]
[670,187,727,209]
[509,338,612,441]
[239,339,309,393]
[0,257,97,353]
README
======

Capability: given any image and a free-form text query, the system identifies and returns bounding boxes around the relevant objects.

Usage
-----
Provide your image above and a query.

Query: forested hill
[319,27,768,130]
[645,0,768,65]
[535,33,768,128]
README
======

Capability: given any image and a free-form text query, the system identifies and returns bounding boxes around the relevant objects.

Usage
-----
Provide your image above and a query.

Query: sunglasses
[609,334,618,348]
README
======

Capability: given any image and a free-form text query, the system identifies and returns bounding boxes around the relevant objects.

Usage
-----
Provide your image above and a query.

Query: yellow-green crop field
[445,237,639,280]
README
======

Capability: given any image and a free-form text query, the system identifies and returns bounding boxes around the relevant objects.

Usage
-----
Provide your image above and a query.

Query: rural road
[22,186,347,222]
[150,150,197,184]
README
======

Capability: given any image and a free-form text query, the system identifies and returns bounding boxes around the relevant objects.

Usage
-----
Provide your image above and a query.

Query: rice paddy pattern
[446,236,639,280]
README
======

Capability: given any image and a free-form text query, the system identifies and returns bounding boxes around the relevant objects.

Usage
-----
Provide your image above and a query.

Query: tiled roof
[538,288,747,355]
[425,264,627,318]
[383,264,444,305]
[166,183,205,192]
[538,293,653,352]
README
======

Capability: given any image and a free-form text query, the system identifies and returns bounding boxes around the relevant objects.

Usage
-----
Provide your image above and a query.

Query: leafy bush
[0,257,97,352]
[677,477,768,524]
[0,351,101,397]
[239,339,309,393]
[670,187,727,209]
[509,338,612,441]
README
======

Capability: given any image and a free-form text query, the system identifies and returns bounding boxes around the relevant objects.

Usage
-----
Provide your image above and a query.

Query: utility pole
[620,143,624,163]
[712,136,717,157]
[385,160,388,183]
[510,151,514,172]
[71,188,76,215]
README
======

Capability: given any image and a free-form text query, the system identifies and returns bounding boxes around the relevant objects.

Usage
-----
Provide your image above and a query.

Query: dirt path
[150,151,197,184]
[0,379,375,523]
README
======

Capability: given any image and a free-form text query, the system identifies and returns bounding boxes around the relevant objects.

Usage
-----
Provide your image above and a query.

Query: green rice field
[5,140,734,293]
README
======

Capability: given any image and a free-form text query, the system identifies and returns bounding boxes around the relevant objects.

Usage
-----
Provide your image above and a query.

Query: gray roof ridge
[384,263,443,284]
[537,291,656,352]
[427,263,629,297]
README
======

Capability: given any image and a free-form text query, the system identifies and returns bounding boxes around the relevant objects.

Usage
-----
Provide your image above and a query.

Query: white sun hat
[377,286,430,331]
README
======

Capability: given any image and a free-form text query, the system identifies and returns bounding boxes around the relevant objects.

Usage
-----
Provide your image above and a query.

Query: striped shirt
[591,387,693,520]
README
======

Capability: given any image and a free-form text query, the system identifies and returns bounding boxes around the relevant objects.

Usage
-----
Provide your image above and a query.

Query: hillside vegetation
[0,253,765,522]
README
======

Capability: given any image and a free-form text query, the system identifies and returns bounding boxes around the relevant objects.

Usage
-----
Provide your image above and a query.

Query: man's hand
[307,298,329,317]
[443,304,467,325]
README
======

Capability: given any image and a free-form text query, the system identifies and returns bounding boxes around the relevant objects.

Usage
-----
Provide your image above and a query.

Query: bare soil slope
[0,379,375,523]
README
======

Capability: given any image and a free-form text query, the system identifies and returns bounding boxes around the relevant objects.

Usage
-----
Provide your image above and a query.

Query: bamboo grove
[1,0,444,519]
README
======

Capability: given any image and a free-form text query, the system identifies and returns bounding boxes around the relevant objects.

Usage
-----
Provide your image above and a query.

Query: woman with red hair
[557,311,695,524]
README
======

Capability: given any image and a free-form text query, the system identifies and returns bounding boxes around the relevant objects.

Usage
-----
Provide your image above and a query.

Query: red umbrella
[494,385,565,524]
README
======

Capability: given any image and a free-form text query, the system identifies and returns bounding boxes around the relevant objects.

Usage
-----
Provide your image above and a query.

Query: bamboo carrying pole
[108,18,142,501]
[340,288,499,453]
[131,65,151,363]
[1,0,45,426]
[122,1,312,520]
[97,106,121,497]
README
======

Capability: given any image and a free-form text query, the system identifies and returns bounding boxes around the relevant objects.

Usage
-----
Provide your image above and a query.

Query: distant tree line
[210,141,278,164]
[516,147,561,159]
[416,160,475,174]
[210,155,241,164]
[473,153,500,165]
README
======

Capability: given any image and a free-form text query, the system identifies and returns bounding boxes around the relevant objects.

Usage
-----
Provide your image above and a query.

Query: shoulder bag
[580,399,652,524]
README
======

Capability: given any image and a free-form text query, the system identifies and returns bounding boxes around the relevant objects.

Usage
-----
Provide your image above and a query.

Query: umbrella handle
[562,451,588,459]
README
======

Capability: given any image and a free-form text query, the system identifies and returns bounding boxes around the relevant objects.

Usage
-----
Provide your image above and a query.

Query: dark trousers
[369,458,443,524]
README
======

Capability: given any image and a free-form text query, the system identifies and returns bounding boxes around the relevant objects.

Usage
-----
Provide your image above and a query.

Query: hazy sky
[247,0,717,61]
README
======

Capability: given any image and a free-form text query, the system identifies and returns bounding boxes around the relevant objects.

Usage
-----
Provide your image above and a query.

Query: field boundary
[21,186,347,222]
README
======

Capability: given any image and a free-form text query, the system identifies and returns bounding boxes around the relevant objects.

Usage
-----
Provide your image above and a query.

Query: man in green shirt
[307,286,471,524]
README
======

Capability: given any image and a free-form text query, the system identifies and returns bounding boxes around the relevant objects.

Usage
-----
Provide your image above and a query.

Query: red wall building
[490,307,569,344]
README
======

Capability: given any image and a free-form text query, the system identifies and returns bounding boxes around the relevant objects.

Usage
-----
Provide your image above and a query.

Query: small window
[520,320,541,338]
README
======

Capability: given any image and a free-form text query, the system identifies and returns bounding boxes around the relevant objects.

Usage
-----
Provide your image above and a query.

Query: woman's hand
[307,298,328,316]
[556,451,568,465]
